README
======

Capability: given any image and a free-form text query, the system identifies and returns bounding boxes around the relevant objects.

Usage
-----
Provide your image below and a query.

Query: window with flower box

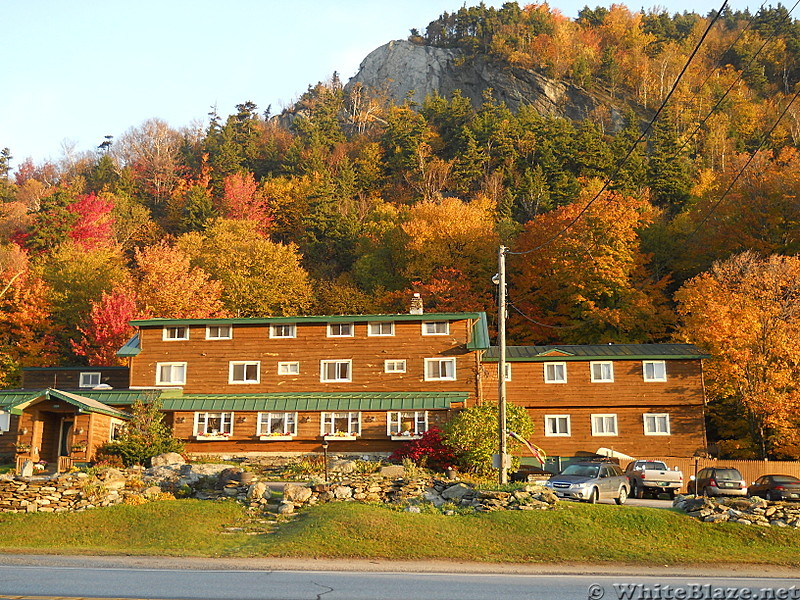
[194,412,233,439]
[387,411,428,439]
[258,412,297,439]
[229,361,260,384]
[321,412,361,439]
[156,362,186,386]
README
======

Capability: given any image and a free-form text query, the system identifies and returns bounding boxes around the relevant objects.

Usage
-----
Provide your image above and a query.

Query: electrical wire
[508,0,729,257]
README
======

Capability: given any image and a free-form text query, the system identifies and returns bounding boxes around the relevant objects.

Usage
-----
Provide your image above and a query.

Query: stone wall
[673,495,800,527]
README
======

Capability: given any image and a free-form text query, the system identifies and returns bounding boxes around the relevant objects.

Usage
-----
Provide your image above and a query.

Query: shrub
[389,426,458,471]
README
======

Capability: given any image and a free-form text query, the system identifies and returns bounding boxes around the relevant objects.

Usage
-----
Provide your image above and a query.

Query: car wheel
[588,488,599,504]
[667,490,676,500]
[768,491,779,502]
[615,486,628,505]
[632,482,643,499]
[703,486,714,497]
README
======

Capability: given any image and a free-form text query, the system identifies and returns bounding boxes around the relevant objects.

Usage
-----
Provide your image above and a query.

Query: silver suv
[544,461,630,504]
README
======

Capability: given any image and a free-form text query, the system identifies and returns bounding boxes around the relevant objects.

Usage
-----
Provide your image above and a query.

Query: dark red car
[747,475,800,501]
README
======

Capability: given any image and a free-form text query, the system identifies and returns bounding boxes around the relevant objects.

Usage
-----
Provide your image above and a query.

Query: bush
[444,403,535,476]
[389,426,458,471]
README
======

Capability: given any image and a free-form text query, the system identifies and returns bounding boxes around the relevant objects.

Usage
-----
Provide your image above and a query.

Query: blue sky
[3,0,759,168]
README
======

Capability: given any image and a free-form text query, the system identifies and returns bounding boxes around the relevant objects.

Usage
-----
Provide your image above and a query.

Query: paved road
[0,560,798,600]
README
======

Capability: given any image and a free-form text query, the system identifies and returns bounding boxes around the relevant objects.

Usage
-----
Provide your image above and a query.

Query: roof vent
[410,293,424,315]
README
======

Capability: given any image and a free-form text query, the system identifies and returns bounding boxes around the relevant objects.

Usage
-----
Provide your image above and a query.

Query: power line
[508,0,729,257]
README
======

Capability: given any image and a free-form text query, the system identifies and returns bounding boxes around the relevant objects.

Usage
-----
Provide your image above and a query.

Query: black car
[747,475,800,501]
[688,467,747,497]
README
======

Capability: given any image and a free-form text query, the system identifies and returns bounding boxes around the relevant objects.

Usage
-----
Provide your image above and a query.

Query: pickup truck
[624,460,683,499]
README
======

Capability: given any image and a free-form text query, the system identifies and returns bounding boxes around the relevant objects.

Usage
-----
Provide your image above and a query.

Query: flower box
[195,435,230,441]
[323,434,357,441]
[391,435,422,441]
[259,435,293,441]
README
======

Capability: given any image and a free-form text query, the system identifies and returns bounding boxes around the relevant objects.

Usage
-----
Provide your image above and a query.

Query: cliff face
[346,40,631,126]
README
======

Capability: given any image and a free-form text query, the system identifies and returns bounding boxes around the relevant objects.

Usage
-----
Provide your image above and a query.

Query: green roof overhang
[0,389,131,419]
[467,312,490,350]
[117,333,141,357]
[160,391,468,412]
[483,343,711,362]
[129,312,486,327]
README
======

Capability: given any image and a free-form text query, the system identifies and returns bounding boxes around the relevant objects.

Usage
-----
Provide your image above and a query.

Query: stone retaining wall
[673,495,800,527]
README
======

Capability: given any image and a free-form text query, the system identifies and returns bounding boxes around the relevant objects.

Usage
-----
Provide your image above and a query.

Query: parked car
[747,475,800,501]
[624,460,684,499]
[544,460,630,504]
[687,467,747,497]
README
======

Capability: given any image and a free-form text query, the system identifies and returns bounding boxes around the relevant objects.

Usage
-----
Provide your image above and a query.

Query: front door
[58,418,73,457]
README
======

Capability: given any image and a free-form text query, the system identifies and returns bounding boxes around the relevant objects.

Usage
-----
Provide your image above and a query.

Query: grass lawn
[1,499,798,565]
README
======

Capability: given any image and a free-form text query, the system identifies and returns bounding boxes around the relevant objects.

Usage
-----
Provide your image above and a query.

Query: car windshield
[561,465,600,478]
[771,475,800,484]
[715,469,742,480]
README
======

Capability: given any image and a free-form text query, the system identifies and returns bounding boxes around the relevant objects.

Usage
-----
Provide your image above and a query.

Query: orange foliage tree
[675,251,800,458]
[71,288,139,366]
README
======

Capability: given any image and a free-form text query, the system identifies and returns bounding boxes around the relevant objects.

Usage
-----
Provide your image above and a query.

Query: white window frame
[643,360,667,382]
[544,414,571,437]
[327,322,354,338]
[590,361,614,383]
[109,418,125,441]
[368,321,395,336]
[79,372,101,388]
[257,412,297,437]
[162,325,189,341]
[387,411,429,438]
[544,362,567,384]
[591,413,618,436]
[229,361,260,384]
[206,324,232,340]
[384,359,407,373]
[156,362,187,386]
[321,412,361,436]
[277,361,300,375]
[422,321,449,336]
[643,413,671,436]
[194,412,233,437]
[424,357,456,381]
[0,410,10,433]
[320,359,352,382]
[269,323,296,339]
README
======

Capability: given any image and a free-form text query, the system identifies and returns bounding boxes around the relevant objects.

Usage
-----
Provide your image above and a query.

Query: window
[320,359,352,382]
[327,322,354,337]
[422,321,449,335]
[206,325,232,340]
[544,362,567,383]
[424,357,456,381]
[277,361,300,375]
[590,361,614,383]
[545,415,571,436]
[109,419,125,441]
[368,321,394,336]
[156,362,186,386]
[321,412,361,436]
[163,325,189,341]
[384,359,406,373]
[643,360,667,382]
[0,411,9,433]
[270,323,296,338]
[79,372,101,388]
[258,412,297,437]
[387,411,428,437]
[229,361,260,384]
[194,412,233,437]
[643,413,671,435]
[591,414,618,436]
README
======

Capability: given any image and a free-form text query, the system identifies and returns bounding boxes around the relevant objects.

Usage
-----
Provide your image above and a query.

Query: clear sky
[3,0,759,168]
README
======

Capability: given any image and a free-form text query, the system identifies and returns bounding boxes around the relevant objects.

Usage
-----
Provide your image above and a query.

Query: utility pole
[498,245,508,485]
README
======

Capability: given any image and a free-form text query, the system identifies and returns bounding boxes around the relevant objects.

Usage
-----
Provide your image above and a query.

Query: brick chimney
[409,293,424,315]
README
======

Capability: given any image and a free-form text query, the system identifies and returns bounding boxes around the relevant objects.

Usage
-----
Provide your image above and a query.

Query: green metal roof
[0,389,131,419]
[117,333,140,357]
[0,389,158,408]
[160,391,469,412]
[483,343,710,362]
[467,312,490,350]
[130,312,485,327]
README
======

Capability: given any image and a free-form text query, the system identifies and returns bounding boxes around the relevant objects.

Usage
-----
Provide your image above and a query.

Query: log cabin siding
[130,319,479,396]
[22,368,130,390]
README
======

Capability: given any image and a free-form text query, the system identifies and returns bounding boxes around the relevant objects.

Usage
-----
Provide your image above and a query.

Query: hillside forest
[1,2,799,458]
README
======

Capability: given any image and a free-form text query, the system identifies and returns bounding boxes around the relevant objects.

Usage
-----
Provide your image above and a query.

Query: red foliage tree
[221,171,272,232]
[71,287,139,366]
[68,193,116,250]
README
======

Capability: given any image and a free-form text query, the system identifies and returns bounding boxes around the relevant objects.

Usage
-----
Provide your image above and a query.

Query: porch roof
[0,389,131,419]
[161,391,469,412]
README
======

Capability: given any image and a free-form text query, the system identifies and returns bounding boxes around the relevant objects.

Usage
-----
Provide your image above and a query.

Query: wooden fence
[651,457,800,493]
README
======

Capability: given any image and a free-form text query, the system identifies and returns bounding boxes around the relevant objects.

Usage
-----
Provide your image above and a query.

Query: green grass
[1,500,799,565]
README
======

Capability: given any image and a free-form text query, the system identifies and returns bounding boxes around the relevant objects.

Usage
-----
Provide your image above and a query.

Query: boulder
[332,485,353,499]
[379,465,405,478]
[330,460,356,474]
[283,483,313,504]
[441,483,472,500]
[96,468,127,491]
[217,467,243,487]
[247,482,268,501]
[277,501,295,515]
[149,453,185,467]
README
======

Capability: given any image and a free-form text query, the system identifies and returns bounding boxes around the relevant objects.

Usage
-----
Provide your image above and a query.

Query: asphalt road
[0,559,798,600]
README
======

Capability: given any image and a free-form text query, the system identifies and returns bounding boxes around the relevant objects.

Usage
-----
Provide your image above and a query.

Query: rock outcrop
[674,494,800,527]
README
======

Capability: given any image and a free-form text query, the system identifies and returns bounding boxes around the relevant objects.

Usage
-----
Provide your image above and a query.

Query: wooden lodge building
[0,305,710,472]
